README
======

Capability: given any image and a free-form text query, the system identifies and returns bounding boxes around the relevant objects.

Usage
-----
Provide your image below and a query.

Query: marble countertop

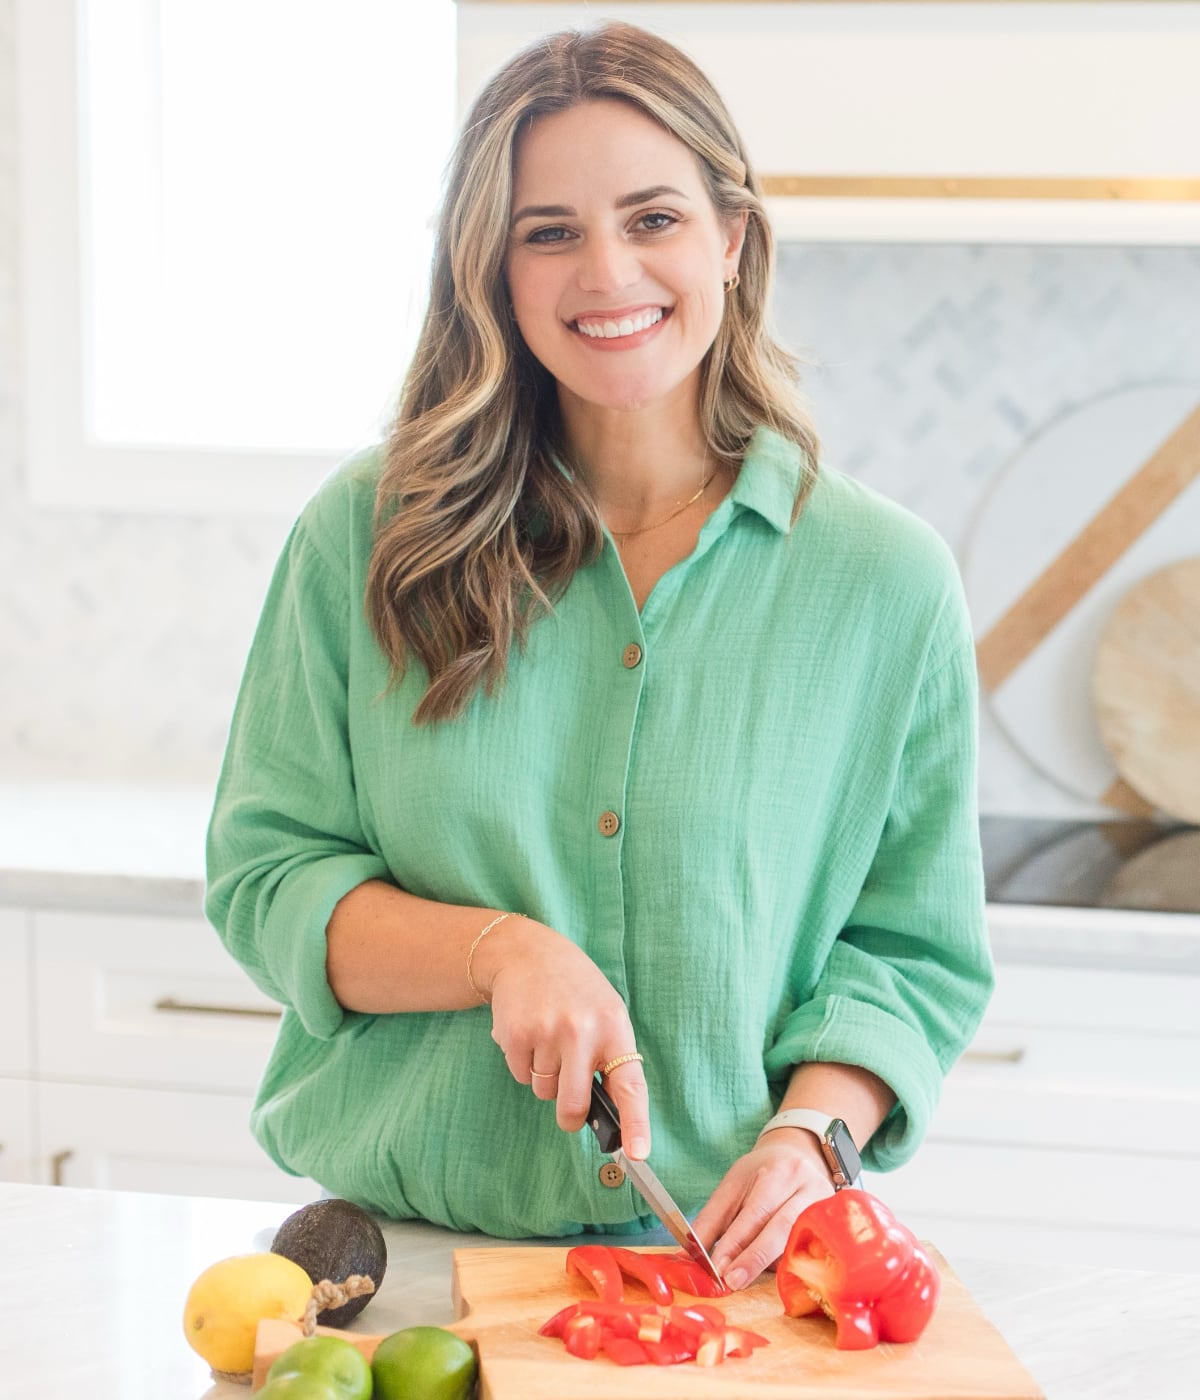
[2,780,1200,969]
[0,1183,1196,1400]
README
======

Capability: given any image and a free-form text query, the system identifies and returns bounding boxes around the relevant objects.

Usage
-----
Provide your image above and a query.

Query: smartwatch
[756,1109,863,1189]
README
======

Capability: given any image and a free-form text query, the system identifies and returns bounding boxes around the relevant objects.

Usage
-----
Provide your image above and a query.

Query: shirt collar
[727,426,806,534]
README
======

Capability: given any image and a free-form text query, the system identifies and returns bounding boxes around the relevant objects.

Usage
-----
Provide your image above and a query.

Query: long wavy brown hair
[368,21,820,722]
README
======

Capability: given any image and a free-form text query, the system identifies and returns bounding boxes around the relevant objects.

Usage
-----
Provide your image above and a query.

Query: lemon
[182,1252,314,1374]
[371,1326,476,1400]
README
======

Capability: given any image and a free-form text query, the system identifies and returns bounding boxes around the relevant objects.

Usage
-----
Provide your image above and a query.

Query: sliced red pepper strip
[563,1312,601,1359]
[641,1337,699,1366]
[608,1247,675,1304]
[668,1303,728,1335]
[777,1188,939,1351]
[600,1335,651,1367]
[721,1325,771,1358]
[572,1302,646,1339]
[636,1312,665,1343]
[565,1245,625,1304]
[537,1302,580,1339]
[694,1329,726,1367]
[656,1254,728,1298]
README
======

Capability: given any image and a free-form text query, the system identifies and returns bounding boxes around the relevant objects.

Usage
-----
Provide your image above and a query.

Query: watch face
[824,1118,862,1188]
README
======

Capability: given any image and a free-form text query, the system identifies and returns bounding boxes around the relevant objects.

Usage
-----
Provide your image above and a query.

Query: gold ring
[599,1052,644,1077]
[530,1069,559,1080]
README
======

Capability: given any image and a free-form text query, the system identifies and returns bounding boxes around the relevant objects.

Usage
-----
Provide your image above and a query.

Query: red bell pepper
[565,1245,625,1304]
[776,1188,940,1350]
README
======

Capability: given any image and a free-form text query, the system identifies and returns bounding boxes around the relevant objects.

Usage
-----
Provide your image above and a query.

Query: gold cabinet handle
[50,1149,74,1186]
[962,1047,1027,1065]
[153,996,281,1020]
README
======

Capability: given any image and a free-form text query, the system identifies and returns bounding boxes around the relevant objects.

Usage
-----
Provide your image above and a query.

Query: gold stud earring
[723,272,740,294]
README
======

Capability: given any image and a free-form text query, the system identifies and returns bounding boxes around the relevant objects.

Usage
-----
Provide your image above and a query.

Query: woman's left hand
[691,1129,837,1292]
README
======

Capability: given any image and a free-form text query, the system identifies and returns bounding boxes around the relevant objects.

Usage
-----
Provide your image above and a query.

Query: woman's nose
[577,234,639,294]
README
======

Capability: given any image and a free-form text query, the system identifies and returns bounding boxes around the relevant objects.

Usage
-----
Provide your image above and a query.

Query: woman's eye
[527,225,572,244]
[637,211,678,233]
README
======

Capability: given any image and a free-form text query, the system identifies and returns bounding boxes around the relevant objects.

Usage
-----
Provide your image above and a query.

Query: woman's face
[505,98,745,420]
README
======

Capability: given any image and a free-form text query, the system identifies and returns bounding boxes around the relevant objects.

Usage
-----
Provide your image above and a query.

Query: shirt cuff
[263,851,392,1040]
[763,992,943,1172]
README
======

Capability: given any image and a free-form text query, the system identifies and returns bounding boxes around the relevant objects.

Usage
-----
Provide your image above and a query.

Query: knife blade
[586,1076,727,1293]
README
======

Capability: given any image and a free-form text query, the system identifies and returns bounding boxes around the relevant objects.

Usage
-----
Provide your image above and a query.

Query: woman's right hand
[474,916,652,1161]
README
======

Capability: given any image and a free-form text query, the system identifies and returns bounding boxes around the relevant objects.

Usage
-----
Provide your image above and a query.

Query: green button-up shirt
[206,427,992,1236]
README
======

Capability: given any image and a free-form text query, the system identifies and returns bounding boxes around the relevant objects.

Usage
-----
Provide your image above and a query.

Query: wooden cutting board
[1093,556,1200,823]
[257,1245,1044,1398]
[448,1246,1043,1399]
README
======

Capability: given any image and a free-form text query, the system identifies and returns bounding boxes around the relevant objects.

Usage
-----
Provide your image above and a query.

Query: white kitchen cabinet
[0,909,31,1075]
[33,909,283,1092]
[459,3,1200,244]
[4,907,319,1203]
[0,1080,36,1184]
[36,1081,315,1203]
[863,956,1200,1273]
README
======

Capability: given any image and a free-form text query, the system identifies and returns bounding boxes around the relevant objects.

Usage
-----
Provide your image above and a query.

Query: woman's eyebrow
[510,185,690,227]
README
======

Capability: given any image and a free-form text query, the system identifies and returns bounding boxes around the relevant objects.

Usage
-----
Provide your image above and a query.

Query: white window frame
[15,0,403,518]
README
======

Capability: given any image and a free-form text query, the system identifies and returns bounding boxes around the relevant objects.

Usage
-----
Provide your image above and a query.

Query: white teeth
[575,308,664,339]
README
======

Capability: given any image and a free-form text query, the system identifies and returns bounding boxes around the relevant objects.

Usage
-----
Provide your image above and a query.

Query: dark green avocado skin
[271,1198,388,1327]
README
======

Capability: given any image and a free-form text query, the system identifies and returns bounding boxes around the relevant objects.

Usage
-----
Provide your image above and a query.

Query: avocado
[271,1198,388,1327]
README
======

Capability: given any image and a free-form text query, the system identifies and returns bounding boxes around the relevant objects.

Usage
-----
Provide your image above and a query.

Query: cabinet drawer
[33,910,283,1092]
[38,1081,318,1203]
[982,963,1199,1036]
[931,1074,1200,1155]
[865,1140,1200,1274]
[0,909,31,1075]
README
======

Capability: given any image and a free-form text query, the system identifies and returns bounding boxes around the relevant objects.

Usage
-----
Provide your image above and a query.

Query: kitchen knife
[586,1075,727,1293]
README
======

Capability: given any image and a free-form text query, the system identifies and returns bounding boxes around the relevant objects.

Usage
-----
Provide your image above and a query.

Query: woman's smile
[570,305,669,347]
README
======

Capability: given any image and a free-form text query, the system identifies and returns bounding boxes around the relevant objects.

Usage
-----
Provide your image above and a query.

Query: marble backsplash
[2,2,1199,815]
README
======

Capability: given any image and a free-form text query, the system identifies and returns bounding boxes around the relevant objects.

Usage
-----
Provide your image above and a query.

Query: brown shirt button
[598,810,621,837]
[598,1162,626,1188]
[622,643,643,669]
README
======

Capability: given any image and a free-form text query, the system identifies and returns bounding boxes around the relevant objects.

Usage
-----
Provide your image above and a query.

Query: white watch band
[756,1108,835,1144]
[756,1109,864,1189]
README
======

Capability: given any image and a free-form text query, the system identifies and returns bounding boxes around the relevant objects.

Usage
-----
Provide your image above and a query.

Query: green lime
[268,1335,373,1400]
[371,1326,476,1400]
[255,1375,341,1400]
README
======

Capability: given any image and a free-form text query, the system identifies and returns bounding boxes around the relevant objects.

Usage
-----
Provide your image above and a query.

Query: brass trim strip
[762,175,1200,202]
[1099,778,1158,818]
[976,403,1200,693]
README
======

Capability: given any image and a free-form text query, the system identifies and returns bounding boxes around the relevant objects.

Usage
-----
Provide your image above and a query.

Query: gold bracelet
[466,911,521,1004]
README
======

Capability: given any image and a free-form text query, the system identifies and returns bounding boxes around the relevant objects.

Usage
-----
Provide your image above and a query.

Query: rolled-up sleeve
[765,605,994,1171]
[205,509,390,1040]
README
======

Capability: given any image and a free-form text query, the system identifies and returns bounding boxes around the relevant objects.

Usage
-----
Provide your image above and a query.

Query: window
[17,0,456,514]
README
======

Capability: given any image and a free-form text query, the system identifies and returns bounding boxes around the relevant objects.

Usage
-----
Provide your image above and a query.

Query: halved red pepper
[565,1245,625,1304]
[776,1188,940,1350]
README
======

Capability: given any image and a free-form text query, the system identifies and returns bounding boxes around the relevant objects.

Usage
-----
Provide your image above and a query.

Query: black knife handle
[587,1076,623,1154]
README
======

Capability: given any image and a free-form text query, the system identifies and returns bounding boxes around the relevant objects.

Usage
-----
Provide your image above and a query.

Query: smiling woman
[206,20,993,1298]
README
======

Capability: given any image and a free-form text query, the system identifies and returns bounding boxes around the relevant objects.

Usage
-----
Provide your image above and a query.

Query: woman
[207,22,992,1293]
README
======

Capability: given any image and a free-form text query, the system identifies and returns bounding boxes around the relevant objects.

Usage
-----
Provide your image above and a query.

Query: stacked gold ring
[529,1068,558,1080]
[599,1052,644,1077]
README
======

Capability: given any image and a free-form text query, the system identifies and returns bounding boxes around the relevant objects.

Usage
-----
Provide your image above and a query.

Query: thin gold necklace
[611,469,717,545]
